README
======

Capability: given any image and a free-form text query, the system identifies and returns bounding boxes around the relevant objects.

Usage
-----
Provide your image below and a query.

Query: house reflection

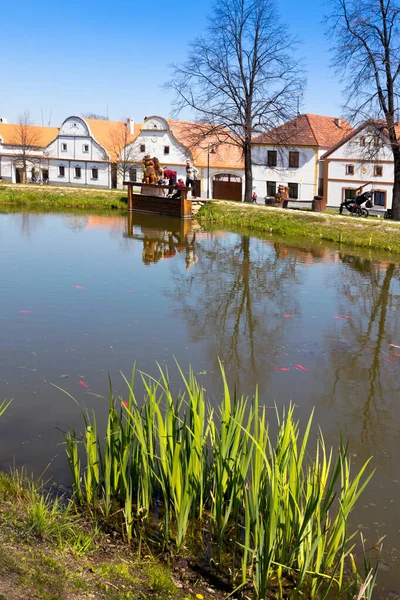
[125,212,198,268]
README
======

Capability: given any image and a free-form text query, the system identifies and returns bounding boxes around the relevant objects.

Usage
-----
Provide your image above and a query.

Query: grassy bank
[197,201,400,254]
[0,184,128,211]
[0,471,212,600]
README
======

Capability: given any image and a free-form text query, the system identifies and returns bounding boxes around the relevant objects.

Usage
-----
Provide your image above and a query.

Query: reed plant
[62,364,376,599]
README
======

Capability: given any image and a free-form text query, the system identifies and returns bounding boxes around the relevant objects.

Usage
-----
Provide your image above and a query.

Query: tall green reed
[61,364,376,599]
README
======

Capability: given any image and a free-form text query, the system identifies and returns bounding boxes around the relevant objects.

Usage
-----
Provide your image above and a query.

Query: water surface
[0,210,399,595]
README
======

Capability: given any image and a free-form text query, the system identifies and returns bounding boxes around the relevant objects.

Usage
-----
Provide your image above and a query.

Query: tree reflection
[169,233,303,386]
[324,254,400,445]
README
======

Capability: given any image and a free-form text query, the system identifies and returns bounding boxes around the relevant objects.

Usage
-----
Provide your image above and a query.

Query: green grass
[0,183,128,211]
[197,201,400,254]
[60,364,377,600]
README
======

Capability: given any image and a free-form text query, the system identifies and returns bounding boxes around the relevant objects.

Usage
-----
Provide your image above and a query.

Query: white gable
[327,124,393,161]
[59,116,90,137]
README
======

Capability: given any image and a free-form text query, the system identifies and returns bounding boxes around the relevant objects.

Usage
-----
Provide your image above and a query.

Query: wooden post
[127,211,134,236]
[181,189,187,218]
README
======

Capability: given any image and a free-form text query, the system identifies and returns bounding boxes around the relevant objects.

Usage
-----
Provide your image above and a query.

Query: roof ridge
[304,114,319,146]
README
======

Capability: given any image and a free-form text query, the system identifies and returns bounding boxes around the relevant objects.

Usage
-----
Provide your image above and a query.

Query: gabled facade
[119,116,244,199]
[45,116,112,187]
[252,114,352,202]
[321,122,395,210]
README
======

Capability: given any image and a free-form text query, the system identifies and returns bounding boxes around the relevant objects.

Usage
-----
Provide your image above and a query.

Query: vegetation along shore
[0,366,379,599]
[197,201,400,254]
[2,185,400,254]
[0,184,127,211]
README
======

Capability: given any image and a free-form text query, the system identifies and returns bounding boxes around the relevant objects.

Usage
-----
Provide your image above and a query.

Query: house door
[212,173,242,201]
[42,169,49,181]
[15,168,24,183]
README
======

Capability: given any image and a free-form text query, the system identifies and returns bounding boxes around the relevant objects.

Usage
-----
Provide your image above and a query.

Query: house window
[91,168,98,180]
[374,165,383,176]
[288,151,299,168]
[360,136,366,146]
[288,182,298,199]
[83,144,89,153]
[346,164,355,175]
[129,168,137,182]
[266,181,276,197]
[373,191,386,206]
[61,143,67,152]
[140,144,146,153]
[267,150,277,167]
[75,167,81,178]
[164,146,170,155]
[344,188,357,201]
[58,166,65,177]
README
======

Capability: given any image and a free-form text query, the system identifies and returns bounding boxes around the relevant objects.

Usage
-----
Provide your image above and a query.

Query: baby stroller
[339,191,373,217]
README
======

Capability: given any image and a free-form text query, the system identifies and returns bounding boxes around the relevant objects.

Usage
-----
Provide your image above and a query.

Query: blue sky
[1,0,343,126]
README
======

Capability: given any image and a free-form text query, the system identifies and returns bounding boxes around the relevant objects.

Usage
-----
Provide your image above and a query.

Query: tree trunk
[243,139,253,203]
[392,147,400,220]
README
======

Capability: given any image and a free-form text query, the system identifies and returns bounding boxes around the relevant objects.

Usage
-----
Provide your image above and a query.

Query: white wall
[251,144,318,201]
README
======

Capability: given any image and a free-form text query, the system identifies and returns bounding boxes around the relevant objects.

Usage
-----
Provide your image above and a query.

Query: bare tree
[108,120,140,183]
[82,112,109,121]
[326,0,400,220]
[166,0,304,202]
[10,111,43,183]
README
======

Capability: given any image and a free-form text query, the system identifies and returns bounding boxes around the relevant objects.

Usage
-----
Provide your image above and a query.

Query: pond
[0,209,399,594]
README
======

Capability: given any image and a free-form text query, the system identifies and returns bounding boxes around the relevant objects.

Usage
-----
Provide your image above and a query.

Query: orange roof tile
[0,122,59,147]
[168,120,244,169]
[84,118,141,160]
[253,114,353,148]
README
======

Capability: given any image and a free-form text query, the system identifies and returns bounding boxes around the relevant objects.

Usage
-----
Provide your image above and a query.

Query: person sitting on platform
[171,178,185,199]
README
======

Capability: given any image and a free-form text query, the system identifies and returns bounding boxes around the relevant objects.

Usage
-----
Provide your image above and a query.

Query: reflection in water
[125,212,197,268]
[0,211,400,592]
[322,255,400,446]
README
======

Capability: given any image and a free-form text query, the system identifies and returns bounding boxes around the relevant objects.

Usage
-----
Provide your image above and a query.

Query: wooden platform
[124,182,193,218]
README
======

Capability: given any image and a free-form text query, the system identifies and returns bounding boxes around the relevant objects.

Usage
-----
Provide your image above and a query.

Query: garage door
[213,174,242,201]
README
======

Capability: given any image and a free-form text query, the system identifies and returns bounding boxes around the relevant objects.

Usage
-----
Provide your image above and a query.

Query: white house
[321,121,396,211]
[0,122,58,183]
[252,114,353,203]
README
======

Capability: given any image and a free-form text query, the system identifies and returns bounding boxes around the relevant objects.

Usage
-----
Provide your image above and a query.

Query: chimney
[334,118,342,128]
[126,117,135,134]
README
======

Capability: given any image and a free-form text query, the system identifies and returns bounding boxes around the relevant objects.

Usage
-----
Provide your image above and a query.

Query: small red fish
[74,285,84,291]
[344,289,350,295]
[79,381,89,389]
[121,400,128,407]
[274,367,290,371]
[392,353,400,357]
[126,289,132,293]
[19,310,32,314]
[389,344,400,349]
[384,358,394,364]
[283,314,294,318]
[296,364,309,372]
[333,316,348,321]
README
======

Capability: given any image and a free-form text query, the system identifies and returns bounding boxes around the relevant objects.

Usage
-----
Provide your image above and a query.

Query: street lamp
[207,145,216,199]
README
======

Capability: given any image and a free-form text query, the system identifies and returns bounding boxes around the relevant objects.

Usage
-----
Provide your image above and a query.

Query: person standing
[252,192,258,203]
[185,160,198,198]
